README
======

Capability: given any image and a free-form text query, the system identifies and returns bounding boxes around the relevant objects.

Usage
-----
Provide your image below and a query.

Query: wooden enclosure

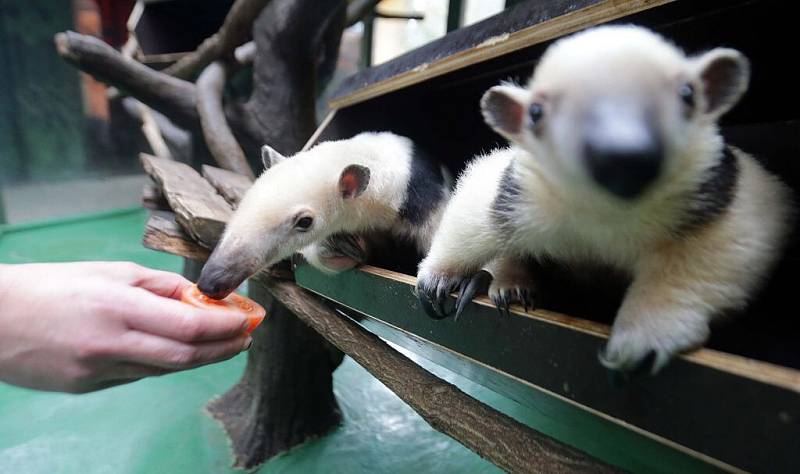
[293,1,800,472]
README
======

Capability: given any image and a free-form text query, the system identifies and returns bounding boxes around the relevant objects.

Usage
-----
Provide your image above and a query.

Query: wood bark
[201,165,253,206]
[196,61,254,178]
[54,31,199,129]
[203,4,350,466]
[162,0,273,80]
[140,154,232,248]
[143,212,211,261]
[207,280,344,469]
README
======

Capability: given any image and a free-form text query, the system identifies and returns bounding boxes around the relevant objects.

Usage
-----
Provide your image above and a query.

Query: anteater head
[481,25,749,201]
[197,143,371,299]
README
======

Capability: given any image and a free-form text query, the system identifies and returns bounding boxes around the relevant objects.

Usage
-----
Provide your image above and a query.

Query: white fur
[217,132,449,274]
[419,25,793,371]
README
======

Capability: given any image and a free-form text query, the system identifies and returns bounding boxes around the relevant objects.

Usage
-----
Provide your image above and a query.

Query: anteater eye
[529,103,544,124]
[295,216,313,231]
[679,83,695,107]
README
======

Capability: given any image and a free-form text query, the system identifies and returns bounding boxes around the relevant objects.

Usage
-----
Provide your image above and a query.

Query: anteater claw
[488,285,536,317]
[454,270,492,321]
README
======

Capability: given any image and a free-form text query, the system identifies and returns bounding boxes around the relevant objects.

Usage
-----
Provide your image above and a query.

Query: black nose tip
[584,140,663,199]
[197,264,241,300]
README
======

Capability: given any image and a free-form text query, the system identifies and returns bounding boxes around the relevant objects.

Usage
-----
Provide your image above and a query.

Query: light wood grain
[140,153,232,248]
[201,164,253,206]
[143,212,211,261]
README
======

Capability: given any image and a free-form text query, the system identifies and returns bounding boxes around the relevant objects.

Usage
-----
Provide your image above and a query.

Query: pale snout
[582,104,663,199]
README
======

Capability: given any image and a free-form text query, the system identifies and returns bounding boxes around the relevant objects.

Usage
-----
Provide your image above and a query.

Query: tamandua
[197,132,451,299]
[416,25,793,373]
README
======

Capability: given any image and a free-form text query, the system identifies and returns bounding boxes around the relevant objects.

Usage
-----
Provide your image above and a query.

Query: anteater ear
[338,164,370,199]
[480,84,530,140]
[261,144,286,170]
[692,48,750,119]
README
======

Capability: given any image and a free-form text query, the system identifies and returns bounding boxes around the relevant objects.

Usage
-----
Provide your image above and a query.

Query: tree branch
[162,0,273,79]
[196,61,255,178]
[55,31,199,129]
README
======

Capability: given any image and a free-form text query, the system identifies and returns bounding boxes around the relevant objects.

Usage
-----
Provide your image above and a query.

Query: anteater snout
[197,253,254,300]
[583,107,663,199]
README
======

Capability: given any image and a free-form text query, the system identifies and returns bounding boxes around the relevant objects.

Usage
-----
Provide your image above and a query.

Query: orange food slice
[181,284,266,335]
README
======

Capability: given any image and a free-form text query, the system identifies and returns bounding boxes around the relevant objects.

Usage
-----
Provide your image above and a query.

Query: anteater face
[481,25,749,201]
[197,145,370,299]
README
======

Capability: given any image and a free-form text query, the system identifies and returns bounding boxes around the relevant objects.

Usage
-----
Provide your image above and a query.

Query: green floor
[0,209,509,473]
[0,209,718,473]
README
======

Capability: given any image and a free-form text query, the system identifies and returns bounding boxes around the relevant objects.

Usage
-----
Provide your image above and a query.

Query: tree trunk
[207,279,344,468]
[205,0,348,467]
[57,0,351,466]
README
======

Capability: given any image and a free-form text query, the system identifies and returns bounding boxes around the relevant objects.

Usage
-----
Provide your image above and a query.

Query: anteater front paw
[600,310,711,377]
[415,268,466,319]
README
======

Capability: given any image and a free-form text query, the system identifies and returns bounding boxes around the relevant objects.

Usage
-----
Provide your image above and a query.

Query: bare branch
[54,31,199,128]
[196,61,255,178]
[346,0,382,27]
[162,0,273,79]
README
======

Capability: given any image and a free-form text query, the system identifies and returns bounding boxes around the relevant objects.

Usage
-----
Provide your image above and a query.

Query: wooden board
[330,0,673,109]
[140,153,232,248]
[201,164,253,206]
[295,262,800,473]
[143,211,210,261]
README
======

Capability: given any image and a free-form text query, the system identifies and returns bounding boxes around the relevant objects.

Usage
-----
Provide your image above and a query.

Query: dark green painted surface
[0,0,88,185]
[0,209,526,473]
[296,263,761,474]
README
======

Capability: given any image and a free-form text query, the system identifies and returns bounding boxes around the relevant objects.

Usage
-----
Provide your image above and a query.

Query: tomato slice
[181,284,266,335]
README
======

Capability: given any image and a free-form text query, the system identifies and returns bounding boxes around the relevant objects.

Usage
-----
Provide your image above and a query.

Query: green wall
[0,0,87,184]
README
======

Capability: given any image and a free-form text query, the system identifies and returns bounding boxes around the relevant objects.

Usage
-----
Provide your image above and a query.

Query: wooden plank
[294,262,800,473]
[262,277,623,474]
[143,211,210,261]
[201,164,253,206]
[329,0,673,109]
[140,153,232,248]
[361,266,800,393]
[353,312,724,474]
[141,179,170,211]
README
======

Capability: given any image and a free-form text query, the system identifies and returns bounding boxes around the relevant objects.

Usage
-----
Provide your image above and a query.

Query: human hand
[0,261,252,393]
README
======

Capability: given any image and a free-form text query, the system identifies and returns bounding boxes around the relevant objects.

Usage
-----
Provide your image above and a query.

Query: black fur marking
[678,147,740,234]
[398,146,445,225]
[491,160,522,236]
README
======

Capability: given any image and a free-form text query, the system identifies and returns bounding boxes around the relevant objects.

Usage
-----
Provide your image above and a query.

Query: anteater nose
[584,141,662,199]
[197,263,243,300]
[583,103,663,199]
[583,125,663,200]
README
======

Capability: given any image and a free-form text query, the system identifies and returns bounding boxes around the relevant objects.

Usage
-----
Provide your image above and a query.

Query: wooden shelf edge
[357,264,800,394]
[328,0,674,110]
[336,307,744,474]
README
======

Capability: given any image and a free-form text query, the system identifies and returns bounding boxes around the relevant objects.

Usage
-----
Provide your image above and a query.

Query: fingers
[121,289,250,342]
[116,331,252,370]
[130,267,193,300]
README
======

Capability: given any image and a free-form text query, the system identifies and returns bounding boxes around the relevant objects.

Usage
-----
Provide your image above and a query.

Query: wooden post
[447,0,464,32]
